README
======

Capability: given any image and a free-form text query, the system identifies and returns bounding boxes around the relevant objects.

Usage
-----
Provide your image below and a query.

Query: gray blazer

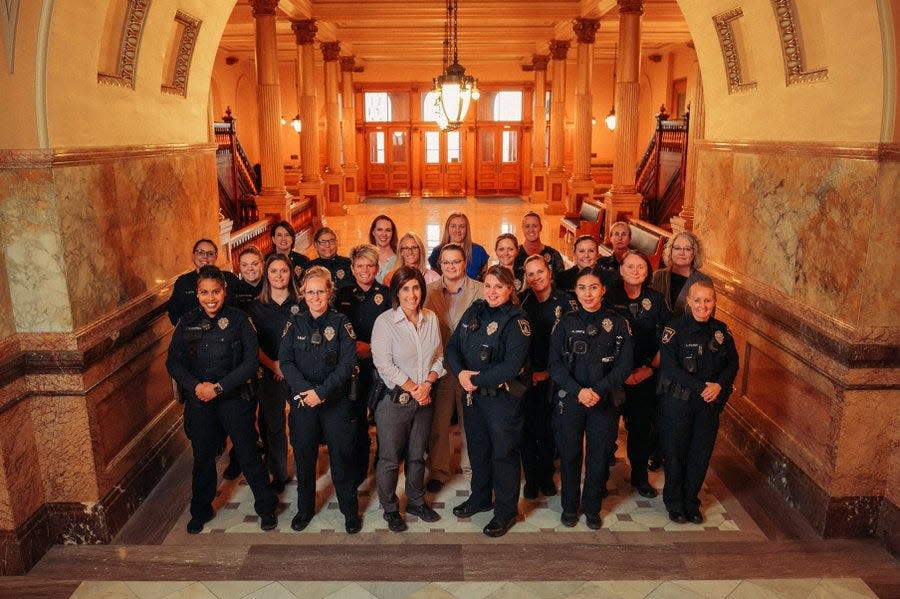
[651,267,711,318]
[424,277,485,349]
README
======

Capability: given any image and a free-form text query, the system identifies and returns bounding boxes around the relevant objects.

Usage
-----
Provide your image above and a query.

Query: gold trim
[695,139,900,161]
[0,143,217,168]
[770,0,828,85]
[712,8,757,95]
[97,0,152,90]
[161,11,202,98]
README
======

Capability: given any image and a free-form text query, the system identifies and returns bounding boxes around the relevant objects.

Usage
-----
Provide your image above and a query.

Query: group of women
[166,212,738,537]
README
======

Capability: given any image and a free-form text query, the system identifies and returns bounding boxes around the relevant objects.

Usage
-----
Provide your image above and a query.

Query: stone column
[671,61,703,234]
[250,0,290,221]
[340,56,360,204]
[604,0,644,229]
[291,19,324,221]
[530,54,550,205]
[321,41,345,215]
[570,18,600,213]
[545,39,570,215]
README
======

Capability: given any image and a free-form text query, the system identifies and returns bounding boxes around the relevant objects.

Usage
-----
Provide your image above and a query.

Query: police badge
[714,330,725,345]
[374,293,384,305]
[294,266,303,278]
[555,305,562,319]
[602,318,613,333]
[486,321,498,336]
[290,305,300,315]
[324,326,335,341]
[337,269,345,280]
[642,298,651,311]
[218,317,229,330]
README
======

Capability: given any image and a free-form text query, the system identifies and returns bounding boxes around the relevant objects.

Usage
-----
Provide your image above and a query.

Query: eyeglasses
[304,289,328,297]
[440,259,464,267]
[316,238,337,246]
[399,246,419,253]
[194,249,216,258]
[672,245,693,253]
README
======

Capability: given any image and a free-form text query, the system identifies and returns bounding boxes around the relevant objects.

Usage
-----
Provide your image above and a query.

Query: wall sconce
[605,109,616,131]
[290,114,302,133]
[280,116,287,126]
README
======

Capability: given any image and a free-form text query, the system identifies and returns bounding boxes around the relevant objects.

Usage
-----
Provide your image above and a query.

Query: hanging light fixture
[605,42,618,131]
[433,0,479,131]
[290,114,302,133]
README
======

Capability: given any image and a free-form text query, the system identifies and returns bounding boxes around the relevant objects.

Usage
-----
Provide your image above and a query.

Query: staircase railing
[214,109,258,229]
[635,105,689,227]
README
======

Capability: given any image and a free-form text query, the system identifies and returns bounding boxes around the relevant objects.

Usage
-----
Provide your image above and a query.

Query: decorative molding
[339,56,355,72]
[617,0,644,15]
[548,39,570,61]
[97,0,151,90]
[0,143,217,169]
[532,54,550,71]
[770,0,828,85]
[695,139,900,162]
[712,8,757,94]
[250,0,279,18]
[161,10,201,97]
[572,18,599,45]
[321,41,341,62]
[291,19,317,45]
[1,0,19,73]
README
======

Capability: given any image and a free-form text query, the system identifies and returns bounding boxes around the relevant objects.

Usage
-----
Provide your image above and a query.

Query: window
[369,131,385,163]
[425,131,440,164]
[493,91,523,121]
[364,92,392,122]
[422,91,442,123]
[501,130,517,163]
[446,131,461,163]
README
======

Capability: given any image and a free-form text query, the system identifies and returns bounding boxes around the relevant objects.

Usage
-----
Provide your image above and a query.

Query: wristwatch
[213,383,224,396]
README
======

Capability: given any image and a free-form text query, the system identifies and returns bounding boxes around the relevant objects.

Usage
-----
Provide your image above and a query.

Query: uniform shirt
[605,284,671,368]
[555,265,581,293]
[335,281,391,343]
[232,278,263,312]
[595,254,623,290]
[278,308,356,402]
[166,270,241,325]
[166,306,258,396]
[309,255,353,290]
[513,245,565,283]
[266,251,310,284]
[445,300,531,390]
[371,307,446,389]
[548,306,634,402]
[248,295,303,362]
[651,267,712,319]
[428,243,490,279]
[659,313,739,407]
[519,287,578,372]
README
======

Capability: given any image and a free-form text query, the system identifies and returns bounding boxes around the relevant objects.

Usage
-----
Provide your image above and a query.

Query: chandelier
[432,0,479,130]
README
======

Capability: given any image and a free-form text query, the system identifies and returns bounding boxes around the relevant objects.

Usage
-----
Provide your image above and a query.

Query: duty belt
[657,377,692,401]
[476,382,509,397]
[383,388,414,405]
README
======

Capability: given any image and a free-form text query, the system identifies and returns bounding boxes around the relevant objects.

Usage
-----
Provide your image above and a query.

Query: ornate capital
[573,18,600,44]
[532,54,550,71]
[321,41,341,62]
[617,0,644,15]
[291,19,317,45]
[340,56,355,72]
[250,0,279,18]
[549,40,570,61]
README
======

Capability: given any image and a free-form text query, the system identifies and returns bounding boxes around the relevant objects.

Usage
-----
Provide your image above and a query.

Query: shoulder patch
[246,317,257,333]
[281,321,292,338]
[662,326,676,344]
[518,319,532,336]
[623,319,632,336]
[344,322,357,340]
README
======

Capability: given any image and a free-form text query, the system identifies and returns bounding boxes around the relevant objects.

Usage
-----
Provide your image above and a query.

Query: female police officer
[446,265,531,537]
[166,265,277,534]
[278,266,362,534]
[548,266,633,529]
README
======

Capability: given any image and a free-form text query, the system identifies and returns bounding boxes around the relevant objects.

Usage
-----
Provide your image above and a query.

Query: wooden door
[476,125,521,194]
[476,127,499,193]
[366,127,411,195]
[421,129,465,196]
[497,127,521,192]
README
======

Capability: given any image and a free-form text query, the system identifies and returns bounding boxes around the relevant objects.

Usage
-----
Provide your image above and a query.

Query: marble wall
[693,140,900,540]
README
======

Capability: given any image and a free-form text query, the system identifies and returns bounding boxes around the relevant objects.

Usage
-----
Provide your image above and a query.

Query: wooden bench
[559,200,604,247]
[599,219,670,271]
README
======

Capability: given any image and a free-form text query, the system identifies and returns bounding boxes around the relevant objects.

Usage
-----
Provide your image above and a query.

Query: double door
[366,126,411,195]
[421,129,465,196]
[475,125,521,194]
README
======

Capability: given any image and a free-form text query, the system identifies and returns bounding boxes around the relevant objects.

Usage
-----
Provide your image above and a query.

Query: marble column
[545,39,570,215]
[570,18,600,213]
[604,0,644,229]
[321,41,345,215]
[671,61,703,234]
[251,0,290,221]
[340,56,360,205]
[530,54,550,205]
[291,19,324,221]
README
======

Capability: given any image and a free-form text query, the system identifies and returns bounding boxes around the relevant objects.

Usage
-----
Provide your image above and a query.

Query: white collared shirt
[371,307,446,389]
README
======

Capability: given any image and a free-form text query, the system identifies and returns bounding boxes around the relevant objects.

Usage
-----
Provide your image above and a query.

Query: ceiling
[217,0,694,67]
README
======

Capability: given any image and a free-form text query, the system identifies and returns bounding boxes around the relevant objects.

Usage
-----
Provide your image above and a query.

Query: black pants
[622,375,658,487]
[257,369,290,483]
[659,394,720,515]
[288,395,359,518]
[463,391,523,521]
[553,394,618,516]
[185,393,277,520]
[520,380,556,488]
[354,359,375,482]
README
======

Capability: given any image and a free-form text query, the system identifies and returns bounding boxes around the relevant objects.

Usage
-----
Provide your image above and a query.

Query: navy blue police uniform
[167,270,241,325]
[548,305,633,525]
[247,295,304,491]
[278,307,360,530]
[165,306,277,527]
[310,255,353,290]
[518,287,578,497]
[658,312,739,521]
[232,278,263,312]
[266,250,310,285]
[606,284,671,493]
[336,280,391,483]
[445,299,531,534]
[594,254,622,290]
[555,265,581,293]
[513,246,565,284]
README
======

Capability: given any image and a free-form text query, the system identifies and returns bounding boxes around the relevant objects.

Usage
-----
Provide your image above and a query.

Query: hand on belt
[384,388,414,405]
[476,382,509,397]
